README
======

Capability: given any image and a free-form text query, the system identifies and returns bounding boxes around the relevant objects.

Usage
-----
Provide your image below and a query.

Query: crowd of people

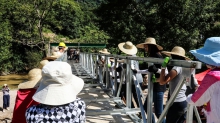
[95,37,220,123]
[1,37,220,123]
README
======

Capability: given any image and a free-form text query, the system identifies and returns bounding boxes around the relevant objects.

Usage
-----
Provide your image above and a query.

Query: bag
[185,74,197,96]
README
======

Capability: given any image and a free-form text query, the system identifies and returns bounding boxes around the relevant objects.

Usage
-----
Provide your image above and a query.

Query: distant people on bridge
[25,61,85,123]
[12,68,42,123]
[97,48,111,86]
[186,37,220,123]
[159,46,189,123]
[136,37,166,123]
[118,41,143,109]
[75,48,80,63]
[2,84,10,113]
[55,41,68,62]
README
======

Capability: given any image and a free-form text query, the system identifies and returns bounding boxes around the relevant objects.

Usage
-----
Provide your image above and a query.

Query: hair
[171,54,185,60]
[147,44,161,57]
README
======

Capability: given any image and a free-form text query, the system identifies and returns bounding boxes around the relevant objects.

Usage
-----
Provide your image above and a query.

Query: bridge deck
[68,60,168,123]
[68,60,134,123]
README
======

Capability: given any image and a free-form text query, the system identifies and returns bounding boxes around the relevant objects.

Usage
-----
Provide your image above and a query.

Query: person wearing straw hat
[159,46,190,123]
[43,52,61,61]
[136,37,166,123]
[12,68,42,123]
[2,84,10,112]
[25,61,85,123]
[118,41,143,109]
[97,48,111,85]
[186,37,220,123]
[38,60,49,69]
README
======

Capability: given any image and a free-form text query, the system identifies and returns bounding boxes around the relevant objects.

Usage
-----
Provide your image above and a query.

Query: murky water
[0,74,28,89]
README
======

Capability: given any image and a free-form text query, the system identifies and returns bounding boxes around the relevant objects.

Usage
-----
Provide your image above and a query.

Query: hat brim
[43,56,58,61]
[162,51,191,60]
[99,51,110,54]
[118,43,137,55]
[190,48,220,66]
[136,43,163,50]
[18,79,41,89]
[109,59,126,63]
[33,74,84,105]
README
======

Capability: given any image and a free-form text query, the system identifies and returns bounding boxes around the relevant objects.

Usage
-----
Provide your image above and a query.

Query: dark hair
[147,44,161,57]
[171,54,185,60]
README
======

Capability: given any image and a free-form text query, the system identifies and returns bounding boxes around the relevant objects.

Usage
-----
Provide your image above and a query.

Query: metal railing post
[147,63,153,123]
[126,59,132,108]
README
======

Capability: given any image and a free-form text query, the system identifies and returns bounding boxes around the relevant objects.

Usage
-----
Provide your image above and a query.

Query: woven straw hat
[99,48,110,54]
[118,41,137,55]
[18,68,42,89]
[44,52,61,61]
[33,61,84,105]
[162,46,190,60]
[39,60,49,69]
[136,37,163,50]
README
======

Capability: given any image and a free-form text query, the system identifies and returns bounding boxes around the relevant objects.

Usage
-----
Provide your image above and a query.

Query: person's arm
[186,74,216,106]
[159,68,178,85]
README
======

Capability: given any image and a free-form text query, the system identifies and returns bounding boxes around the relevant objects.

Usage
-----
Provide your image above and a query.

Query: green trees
[0,0,219,74]
[96,0,220,54]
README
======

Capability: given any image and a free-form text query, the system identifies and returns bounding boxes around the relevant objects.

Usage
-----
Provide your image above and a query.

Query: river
[0,74,28,89]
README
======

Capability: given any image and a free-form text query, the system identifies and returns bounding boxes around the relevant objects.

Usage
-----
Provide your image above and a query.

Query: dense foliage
[0,0,220,74]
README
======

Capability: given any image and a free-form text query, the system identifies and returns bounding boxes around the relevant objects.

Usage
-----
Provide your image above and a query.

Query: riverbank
[0,74,27,89]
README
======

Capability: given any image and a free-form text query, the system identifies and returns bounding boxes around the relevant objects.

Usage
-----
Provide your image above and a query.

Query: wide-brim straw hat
[33,61,84,105]
[39,60,49,69]
[44,52,61,61]
[136,37,163,50]
[99,48,110,54]
[118,41,137,55]
[190,37,220,66]
[162,46,191,60]
[18,68,42,89]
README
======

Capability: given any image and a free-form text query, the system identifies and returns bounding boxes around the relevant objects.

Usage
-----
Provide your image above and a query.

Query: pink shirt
[187,68,220,123]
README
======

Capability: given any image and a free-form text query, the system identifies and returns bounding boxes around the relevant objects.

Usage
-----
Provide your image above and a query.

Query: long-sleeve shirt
[2,87,10,95]
[186,68,220,123]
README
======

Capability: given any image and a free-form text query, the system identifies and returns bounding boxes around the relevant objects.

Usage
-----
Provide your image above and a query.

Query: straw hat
[44,52,61,61]
[162,46,190,60]
[190,37,220,66]
[99,48,110,54]
[118,41,137,55]
[33,61,84,105]
[18,68,42,89]
[109,58,126,63]
[136,37,163,50]
[39,60,49,69]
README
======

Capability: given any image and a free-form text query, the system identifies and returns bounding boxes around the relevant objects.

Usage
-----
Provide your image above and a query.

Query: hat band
[123,45,133,50]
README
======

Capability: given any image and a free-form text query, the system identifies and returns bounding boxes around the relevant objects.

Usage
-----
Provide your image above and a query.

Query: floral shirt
[25,98,86,123]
